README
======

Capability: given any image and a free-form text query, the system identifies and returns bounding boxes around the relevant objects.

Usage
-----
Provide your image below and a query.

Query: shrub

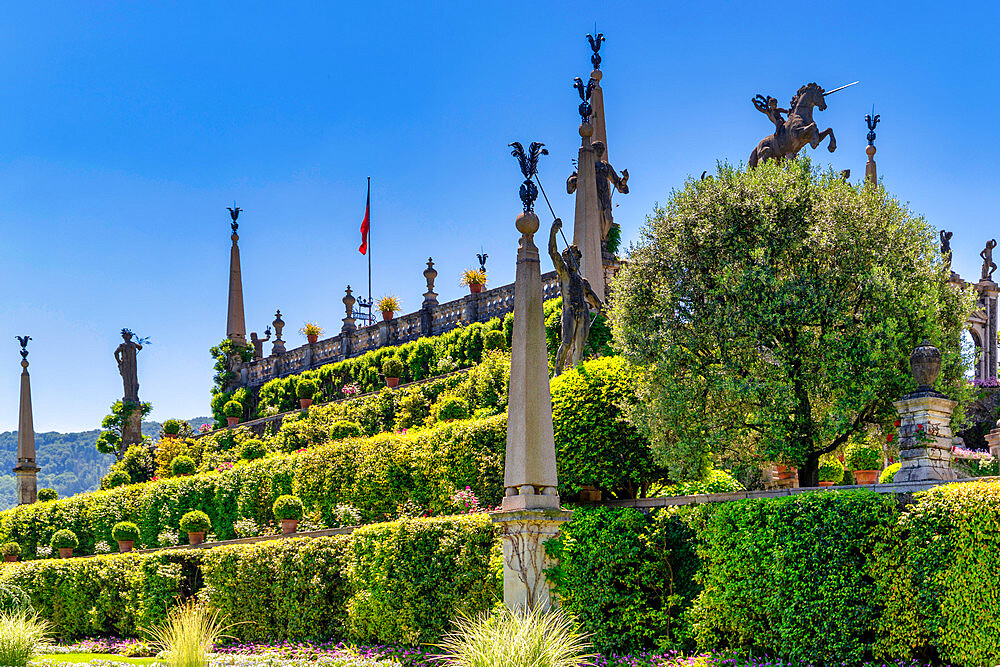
[818,457,845,482]
[101,468,131,490]
[223,401,243,419]
[296,379,318,400]
[329,421,363,441]
[35,489,57,503]
[394,392,430,431]
[658,469,744,496]
[146,599,228,667]
[162,419,183,436]
[435,396,469,422]
[382,357,404,379]
[179,511,211,535]
[50,530,78,551]
[111,522,140,543]
[239,439,266,461]
[483,329,505,352]
[0,609,51,667]
[272,495,304,521]
[845,440,883,471]
[0,584,29,615]
[0,544,20,558]
[879,462,901,484]
[171,456,197,477]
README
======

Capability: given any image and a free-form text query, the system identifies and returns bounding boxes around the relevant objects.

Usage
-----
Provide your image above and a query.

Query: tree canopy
[610,159,975,485]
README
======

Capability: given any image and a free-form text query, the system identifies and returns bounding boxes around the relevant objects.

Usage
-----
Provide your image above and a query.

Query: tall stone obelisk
[865,111,880,185]
[13,337,39,505]
[226,205,247,346]
[568,78,605,300]
[493,142,572,611]
[587,33,609,163]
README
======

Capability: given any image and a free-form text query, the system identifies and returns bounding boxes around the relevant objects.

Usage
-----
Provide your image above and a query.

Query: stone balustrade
[243,271,559,388]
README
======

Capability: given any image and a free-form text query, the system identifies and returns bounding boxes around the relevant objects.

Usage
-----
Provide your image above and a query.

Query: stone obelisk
[493,142,572,611]
[587,33,609,163]
[13,337,39,505]
[865,111,880,185]
[569,78,605,300]
[226,205,247,346]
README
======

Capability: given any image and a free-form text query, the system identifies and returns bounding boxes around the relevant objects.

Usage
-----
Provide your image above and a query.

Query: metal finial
[574,77,596,124]
[509,142,548,212]
[477,252,488,272]
[227,202,242,233]
[586,32,605,69]
[15,335,30,361]
[865,107,880,146]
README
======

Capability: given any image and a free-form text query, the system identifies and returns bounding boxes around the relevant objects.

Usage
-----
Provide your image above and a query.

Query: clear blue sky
[2,2,998,432]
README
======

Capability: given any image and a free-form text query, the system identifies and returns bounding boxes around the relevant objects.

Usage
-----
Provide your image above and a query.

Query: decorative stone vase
[818,481,835,487]
[58,548,73,559]
[307,334,318,344]
[385,377,400,388]
[188,532,205,546]
[299,398,313,409]
[910,340,942,389]
[852,470,879,485]
[280,519,299,535]
[226,416,239,427]
[117,540,134,553]
[3,555,18,563]
[469,283,483,294]
[382,310,394,321]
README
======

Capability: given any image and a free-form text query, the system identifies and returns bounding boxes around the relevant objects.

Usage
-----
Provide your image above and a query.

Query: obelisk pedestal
[13,344,39,505]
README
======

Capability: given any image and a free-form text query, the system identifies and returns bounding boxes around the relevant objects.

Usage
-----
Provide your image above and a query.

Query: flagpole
[367,177,372,326]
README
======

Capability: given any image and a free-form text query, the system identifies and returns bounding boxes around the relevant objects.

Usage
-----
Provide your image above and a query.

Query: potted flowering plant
[223,400,243,427]
[52,529,78,558]
[460,268,487,294]
[376,295,401,321]
[112,521,140,553]
[846,440,883,484]
[296,379,318,409]
[300,322,324,344]
[179,510,211,546]
[1,542,20,563]
[273,494,304,535]
[382,357,404,388]
[162,419,182,439]
[817,458,844,487]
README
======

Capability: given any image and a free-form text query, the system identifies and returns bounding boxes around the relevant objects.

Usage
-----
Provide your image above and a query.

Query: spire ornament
[573,77,596,124]
[227,203,242,234]
[587,32,605,69]
[16,336,30,362]
[509,142,548,213]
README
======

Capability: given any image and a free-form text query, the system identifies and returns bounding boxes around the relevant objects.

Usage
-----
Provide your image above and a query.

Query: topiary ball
[162,419,182,435]
[37,488,58,502]
[436,396,469,421]
[296,379,319,400]
[1,542,20,558]
[102,468,131,490]
[223,400,243,418]
[329,421,363,440]
[240,439,267,460]
[272,494,304,521]
[170,455,197,477]
[112,521,140,543]
[818,458,845,482]
[179,510,211,534]
[51,529,78,550]
[879,462,901,484]
[483,329,505,352]
[382,357,404,379]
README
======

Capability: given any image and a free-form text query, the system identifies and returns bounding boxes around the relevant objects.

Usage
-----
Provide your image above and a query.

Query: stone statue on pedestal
[250,327,271,359]
[114,329,143,403]
[548,218,604,376]
[749,83,838,168]
[981,239,997,281]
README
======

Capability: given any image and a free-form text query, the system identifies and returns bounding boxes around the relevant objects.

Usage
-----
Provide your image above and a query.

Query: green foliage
[610,159,976,485]
[101,468,131,490]
[435,396,469,421]
[162,420,183,436]
[818,458,845,482]
[50,530,78,550]
[102,445,155,489]
[239,439,266,461]
[0,543,20,558]
[146,600,227,667]
[179,511,210,534]
[550,357,665,499]
[329,421,363,441]
[95,401,153,461]
[606,223,622,255]
[657,469,744,496]
[271,495,303,521]
[546,506,700,653]
[845,440,883,471]
[111,522,140,543]
[483,329,505,352]
[296,379,319,400]
[687,491,899,662]
[0,584,29,615]
[382,357,404,379]
[170,456,197,477]
[210,388,250,430]
[0,609,52,666]
[879,462,901,484]
[222,401,243,419]
[36,489,57,503]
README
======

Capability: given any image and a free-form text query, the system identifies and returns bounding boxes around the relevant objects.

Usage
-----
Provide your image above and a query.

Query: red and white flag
[359,179,370,255]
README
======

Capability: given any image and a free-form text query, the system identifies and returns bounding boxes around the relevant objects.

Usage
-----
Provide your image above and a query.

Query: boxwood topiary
[179,510,211,534]
[483,329,505,352]
[101,468,131,490]
[845,440,883,471]
[436,396,469,421]
[273,494,304,521]
[170,455,197,477]
[879,461,901,484]
[162,419,182,435]
[51,529,78,550]
[37,488,58,502]
[240,439,267,460]
[223,400,243,418]
[330,420,363,440]
[296,379,319,400]
[818,457,845,482]
[1,542,20,557]
[382,357,404,379]
[112,521,140,543]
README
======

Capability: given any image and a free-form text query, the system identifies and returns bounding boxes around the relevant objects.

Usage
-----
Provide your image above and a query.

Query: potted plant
[223,400,243,427]
[179,510,211,546]
[382,357,404,388]
[817,458,844,487]
[460,268,487,294]
[846,440,883,485]
[296,379,319,409]
[112,521,140,553]
[170,455,197,477]
[1,542,20,563]
[376,295,401,321]
[162,419,182,439]
[51,529,78,558]
[772,463,797,482]
[300,322,324,344]
[273,494,304,535]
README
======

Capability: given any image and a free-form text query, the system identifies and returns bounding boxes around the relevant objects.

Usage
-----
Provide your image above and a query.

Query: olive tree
[610,159,974,486]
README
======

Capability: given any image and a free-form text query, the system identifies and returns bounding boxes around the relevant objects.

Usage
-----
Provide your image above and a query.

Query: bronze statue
[250,327,271,359]
[548,218,604,376]
[749,83,838,168]
[114,328,143,403]
[982,239,998,281]
[566,141,629,239]
[940,230,954,272]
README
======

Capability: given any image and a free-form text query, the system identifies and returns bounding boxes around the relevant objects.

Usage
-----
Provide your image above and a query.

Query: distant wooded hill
[0,417,212,509]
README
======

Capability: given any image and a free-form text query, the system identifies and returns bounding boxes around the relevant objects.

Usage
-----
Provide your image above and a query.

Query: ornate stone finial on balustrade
[423,258,439,307]
[865,109,880,185]
[271,310,286,354]
[342,286,357,334]
[14,336,39,505]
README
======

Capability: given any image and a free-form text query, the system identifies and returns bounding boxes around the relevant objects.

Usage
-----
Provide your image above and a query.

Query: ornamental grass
[0,608,51,667]
[146,600,231,667]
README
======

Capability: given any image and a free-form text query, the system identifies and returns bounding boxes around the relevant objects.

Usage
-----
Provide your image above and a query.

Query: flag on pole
[359,180,370,255]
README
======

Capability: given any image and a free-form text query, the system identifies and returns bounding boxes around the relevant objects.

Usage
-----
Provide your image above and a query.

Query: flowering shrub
[450,487,480,513]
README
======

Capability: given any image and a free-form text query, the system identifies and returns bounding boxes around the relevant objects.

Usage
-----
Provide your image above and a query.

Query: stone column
[227,230,247,346]
[572,124,604,300]
[121,403,143,449]
[491,201,572,611]
[975,278,999,381]
[421,258,438,336]
[893,341,957,483]
[13,341,39,505]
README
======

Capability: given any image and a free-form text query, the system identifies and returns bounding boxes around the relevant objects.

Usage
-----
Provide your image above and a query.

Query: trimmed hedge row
[2,514,498,643]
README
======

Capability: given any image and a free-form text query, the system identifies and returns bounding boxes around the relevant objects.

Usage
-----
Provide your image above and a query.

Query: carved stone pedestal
[122,402,143,449]
[893,391,958,483]
[491,507,572,611]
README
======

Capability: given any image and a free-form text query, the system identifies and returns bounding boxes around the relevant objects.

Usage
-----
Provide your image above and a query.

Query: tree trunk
[799,451,822,487]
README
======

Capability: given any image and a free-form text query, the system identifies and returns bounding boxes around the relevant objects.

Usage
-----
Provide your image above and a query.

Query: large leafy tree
[611,159,974,486]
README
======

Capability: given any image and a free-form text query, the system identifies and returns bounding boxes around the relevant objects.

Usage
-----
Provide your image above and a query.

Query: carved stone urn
[910,339,942,389]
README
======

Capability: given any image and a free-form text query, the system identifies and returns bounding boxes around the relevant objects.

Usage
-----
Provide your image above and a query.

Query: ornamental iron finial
[227,203,242,233]
[477,252,488,272]
[574,77,596,124]
[587,32,605,69]
[509,141,548,212]
[865,108,880,146]
[16,336,30,361]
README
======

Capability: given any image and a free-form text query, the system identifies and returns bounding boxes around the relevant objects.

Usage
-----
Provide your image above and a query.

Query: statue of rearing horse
[749,82,838,168]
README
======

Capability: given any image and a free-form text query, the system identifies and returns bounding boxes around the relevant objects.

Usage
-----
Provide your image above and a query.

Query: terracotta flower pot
[117,540,134,553]
[227,416,239,426]
[382,311,394,321]
[58,548,74,559]
[300,398,313,409]
[307,334,318,344]
[3,555,18,563]
[188,532,205,546]
[385,377,400,388]
[818,481,835,487]
[280,519,299,535]
[853,470,879,485]
[164,433,177,440]
[773,464,797,481]
[469,283,483,294]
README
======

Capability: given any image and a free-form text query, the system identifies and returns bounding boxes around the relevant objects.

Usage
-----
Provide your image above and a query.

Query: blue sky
[2,2,998,432]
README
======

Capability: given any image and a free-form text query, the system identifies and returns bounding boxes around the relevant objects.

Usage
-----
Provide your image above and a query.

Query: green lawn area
[37,654,159,665]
